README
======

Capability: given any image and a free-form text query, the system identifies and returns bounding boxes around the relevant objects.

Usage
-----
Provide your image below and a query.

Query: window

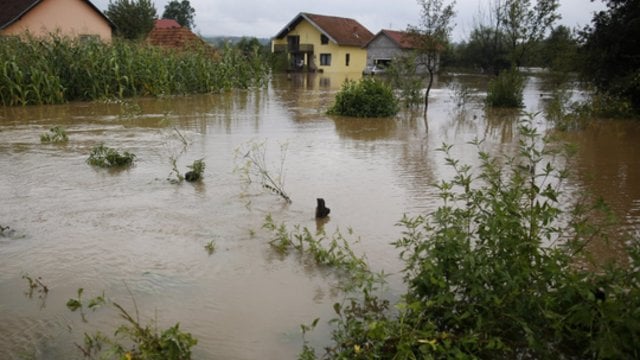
[321,34,329,45]
[345,53,350,67]
[320,53,332,66]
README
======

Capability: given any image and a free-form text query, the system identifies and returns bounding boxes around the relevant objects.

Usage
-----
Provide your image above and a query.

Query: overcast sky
[93,0,606,41]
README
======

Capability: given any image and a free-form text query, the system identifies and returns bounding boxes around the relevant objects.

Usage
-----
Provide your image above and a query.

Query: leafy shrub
[40,126,68,143]
[486,68,525,108]
[67,288,197,359]
[305,115,640,359]
[87,144,136,168]
[328,78,399,118]
[575,92,636,119]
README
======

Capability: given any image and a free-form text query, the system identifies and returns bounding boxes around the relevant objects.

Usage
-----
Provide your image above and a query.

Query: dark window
[320,53,332,66]
[321,34,329,44]
[346,53,350,66]
[287,35,300,51]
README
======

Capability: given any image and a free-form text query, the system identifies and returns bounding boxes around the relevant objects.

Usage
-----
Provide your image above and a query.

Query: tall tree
[105,0,157,40]
[541,25,578,72]
[502,0,560,67]
[162,0,196,29]
[408,0,456,118]
[580,0,640,112]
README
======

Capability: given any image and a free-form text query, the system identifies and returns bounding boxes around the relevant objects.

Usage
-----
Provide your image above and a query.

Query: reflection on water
[0,73,638,359]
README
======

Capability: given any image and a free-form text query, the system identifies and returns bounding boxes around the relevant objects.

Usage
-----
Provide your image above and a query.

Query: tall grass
[0,34,269,106]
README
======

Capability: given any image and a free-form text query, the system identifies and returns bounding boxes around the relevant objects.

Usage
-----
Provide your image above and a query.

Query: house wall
[272,19,367,73]
[1,0,112,42]
[366,35,404,67]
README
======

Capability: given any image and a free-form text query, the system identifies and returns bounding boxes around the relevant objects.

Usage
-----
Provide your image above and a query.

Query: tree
[105,0,157,41]
[541,25,578,72]
[408,0,456,118]
[580,0,640,112]
[502,0,560,67]
[162,0,196,29]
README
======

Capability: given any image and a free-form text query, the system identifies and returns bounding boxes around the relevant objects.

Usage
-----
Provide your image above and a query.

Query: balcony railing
[273,43,314,53]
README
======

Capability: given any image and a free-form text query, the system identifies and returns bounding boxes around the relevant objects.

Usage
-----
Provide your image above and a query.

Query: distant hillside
[202,36,270,47]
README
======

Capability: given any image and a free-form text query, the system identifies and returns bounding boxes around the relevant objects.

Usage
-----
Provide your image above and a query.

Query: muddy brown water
[1,73,639,359]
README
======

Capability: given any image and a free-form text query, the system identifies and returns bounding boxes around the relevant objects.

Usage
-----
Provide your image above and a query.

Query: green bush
[328,78,399,118]
[486,68,525,108]
[307,115,640,359]
[87,144,136,168]
[40,126,68,143]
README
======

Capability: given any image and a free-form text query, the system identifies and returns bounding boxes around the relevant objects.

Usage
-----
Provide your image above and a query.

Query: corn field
[0,34,269,106]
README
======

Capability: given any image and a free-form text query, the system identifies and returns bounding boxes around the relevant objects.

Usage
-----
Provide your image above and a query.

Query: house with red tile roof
[271,12,373,73]
[147,19,210,51]
[0,0,113,42]
[365,29,438,73]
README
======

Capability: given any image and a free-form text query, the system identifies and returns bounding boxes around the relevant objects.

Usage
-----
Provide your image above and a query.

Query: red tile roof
[275,12,373,47]
[147,19,207,50]
[378,29,418,49]
[154,18,181,29]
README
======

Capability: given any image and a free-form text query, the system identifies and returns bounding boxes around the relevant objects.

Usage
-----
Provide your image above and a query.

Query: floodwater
[1,72,639,359]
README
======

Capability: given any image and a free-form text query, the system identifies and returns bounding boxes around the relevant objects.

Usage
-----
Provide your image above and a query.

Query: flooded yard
[1,72,639,359]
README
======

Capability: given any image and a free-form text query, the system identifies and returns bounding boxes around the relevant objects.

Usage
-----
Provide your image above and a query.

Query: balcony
[273,43,314,53]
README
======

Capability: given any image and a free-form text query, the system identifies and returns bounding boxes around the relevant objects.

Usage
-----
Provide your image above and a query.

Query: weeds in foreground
[235,140,291,203]
[66,287,197,359]
[296,114,639,359]
[87,144,136,168]
[22,273,48,299]
[204,240,216,255]
[262,214,384,293]
[40,126,69,143]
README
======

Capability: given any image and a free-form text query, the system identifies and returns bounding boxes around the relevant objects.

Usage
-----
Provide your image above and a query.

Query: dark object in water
[185,171,200,182]
[315,198,330,218]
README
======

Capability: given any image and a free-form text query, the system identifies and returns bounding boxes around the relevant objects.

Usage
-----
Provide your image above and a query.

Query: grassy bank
[0,35,269,106]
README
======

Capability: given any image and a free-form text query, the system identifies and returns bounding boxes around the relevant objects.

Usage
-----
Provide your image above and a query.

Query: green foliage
[204,240,216,255]
[486,68,525,108]
[87,144,136,168]
[40,126,69,143]
[580,0,640,113]
[386,54,423,108]
[22,273,48,299]
[572,93,636,120]
[162,0,196,29]
[262,215,384,292]
[184,158,205,182]
[306,115,640,358]
[106,0,157,41]
[67,288,197,359]
[541,25,578,72]
[187,159,205,176]
[235,140,291,203]
[0,35,269,106]
[328,78,399,118]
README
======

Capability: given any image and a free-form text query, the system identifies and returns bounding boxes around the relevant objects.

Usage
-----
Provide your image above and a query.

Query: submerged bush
[302,115,640,359]
[0,35,269,106]
[40,126,68,143]
[66,288,197,359]
[185,158,205,182]
[87,144,136,168]
[486,68,525,108]
[328,78,399,118]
